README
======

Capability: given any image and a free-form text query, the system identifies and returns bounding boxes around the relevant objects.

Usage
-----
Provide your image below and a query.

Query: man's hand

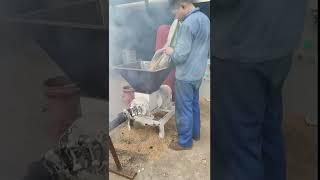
[165,47,174,56]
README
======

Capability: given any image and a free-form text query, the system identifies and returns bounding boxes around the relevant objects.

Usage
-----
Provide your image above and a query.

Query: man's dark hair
[177,0,194,3]
[169,0,194,8]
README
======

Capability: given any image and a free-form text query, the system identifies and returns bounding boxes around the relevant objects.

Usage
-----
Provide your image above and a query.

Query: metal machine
[113,61,175,138]
[40,126,108,180]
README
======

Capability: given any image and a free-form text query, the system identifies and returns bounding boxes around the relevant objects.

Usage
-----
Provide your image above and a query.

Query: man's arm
[169,25,193,65]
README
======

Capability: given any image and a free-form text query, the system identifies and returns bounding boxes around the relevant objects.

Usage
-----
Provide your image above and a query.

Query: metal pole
[107,135,122,170]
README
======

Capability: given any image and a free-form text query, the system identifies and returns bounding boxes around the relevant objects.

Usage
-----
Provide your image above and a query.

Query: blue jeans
[175,79,202,147]
[212,55,292,180]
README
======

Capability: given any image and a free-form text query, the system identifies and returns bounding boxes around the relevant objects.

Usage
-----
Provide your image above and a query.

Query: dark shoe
[168,141,192,151]
[193,137,200,141]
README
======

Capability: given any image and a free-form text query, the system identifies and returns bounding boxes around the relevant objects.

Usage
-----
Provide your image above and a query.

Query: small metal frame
[128,104,175,138]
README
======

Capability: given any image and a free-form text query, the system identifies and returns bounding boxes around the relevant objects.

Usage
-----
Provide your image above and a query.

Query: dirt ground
[109,99,318,180]
[109,98,211,180]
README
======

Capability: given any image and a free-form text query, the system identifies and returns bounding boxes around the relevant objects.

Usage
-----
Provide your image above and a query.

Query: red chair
[155,25,176,100]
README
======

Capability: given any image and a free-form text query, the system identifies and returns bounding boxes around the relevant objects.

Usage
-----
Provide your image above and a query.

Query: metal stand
[108,135,137,180]
[128,105,175,138]
[158,107,175,138]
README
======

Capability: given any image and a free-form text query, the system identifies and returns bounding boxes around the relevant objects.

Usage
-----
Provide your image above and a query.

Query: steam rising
[108,0,173,120]
[109,1,173,67]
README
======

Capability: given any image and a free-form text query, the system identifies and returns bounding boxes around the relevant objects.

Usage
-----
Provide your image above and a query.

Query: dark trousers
[212,55,292,180]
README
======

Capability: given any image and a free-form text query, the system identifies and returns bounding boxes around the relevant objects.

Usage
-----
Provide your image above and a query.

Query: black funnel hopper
[113,61,172,94]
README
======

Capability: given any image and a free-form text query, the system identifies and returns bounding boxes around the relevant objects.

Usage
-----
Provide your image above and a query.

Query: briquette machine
[113,61,175,138]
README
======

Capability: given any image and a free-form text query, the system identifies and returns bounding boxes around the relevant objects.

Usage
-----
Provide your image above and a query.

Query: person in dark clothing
[212,1,307,180]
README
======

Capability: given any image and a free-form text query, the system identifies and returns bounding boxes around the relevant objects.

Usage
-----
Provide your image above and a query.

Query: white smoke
[109,1,173,66]
[108,0,173,120]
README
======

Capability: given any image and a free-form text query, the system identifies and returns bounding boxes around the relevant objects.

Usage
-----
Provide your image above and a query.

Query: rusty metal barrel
[44,76,81,138]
